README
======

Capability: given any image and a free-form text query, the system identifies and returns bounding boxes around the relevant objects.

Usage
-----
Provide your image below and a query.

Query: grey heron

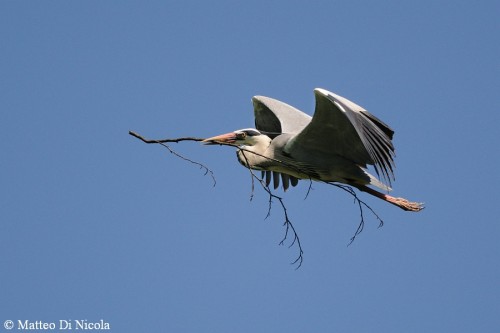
[203,88,423,212]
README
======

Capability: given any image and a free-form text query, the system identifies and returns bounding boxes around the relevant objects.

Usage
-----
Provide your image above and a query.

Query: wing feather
[252,95,311,189]
[252,96,311,138]
[284,88,396,186]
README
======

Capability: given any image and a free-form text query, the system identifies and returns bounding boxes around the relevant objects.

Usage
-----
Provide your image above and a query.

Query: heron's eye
[236,132,247,140]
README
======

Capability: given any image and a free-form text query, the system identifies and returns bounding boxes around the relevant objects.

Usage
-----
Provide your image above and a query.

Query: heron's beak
[202,132,237,145]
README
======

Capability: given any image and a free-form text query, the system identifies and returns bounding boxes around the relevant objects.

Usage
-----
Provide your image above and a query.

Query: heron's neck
[237,136,272,169]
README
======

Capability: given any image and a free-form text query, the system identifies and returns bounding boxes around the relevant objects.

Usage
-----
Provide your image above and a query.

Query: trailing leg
[357,185,424,212]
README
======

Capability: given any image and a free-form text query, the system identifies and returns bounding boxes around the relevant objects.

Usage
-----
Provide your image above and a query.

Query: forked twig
[324,182,384,245]
[129,131,216,186]
[238,149,304,269]
[129,131,205,143]
[233,145,384,246]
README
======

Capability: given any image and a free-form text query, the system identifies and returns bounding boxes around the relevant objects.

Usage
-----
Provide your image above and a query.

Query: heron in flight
[203,88,423,212]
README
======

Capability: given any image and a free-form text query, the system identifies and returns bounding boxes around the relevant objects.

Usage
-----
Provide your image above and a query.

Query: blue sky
[2,1,499,332]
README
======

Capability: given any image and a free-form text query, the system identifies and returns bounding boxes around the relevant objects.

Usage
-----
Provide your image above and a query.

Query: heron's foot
[390,197,424,212]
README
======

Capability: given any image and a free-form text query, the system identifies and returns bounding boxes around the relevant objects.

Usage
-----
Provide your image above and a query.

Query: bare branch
[129,130,216,186]
[129,131,205,143]
[238,149,304,269]
[235,143,384,247]
[324,182,384,245]
[130,130,387,268]
[304,180,314,200]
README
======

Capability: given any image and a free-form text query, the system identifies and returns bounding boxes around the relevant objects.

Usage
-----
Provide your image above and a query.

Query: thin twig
[129,130,216,186]
[235,142,384,247]
[238,149,304,269]
[129,131,205,143]
[324,182,384,245]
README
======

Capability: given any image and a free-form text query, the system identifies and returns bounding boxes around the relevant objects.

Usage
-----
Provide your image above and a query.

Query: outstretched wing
[252,95,311,138]
[252,95,312,190]
[284,88,395,186]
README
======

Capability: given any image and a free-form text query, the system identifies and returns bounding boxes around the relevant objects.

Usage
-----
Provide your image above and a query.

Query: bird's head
[202,128,268,147]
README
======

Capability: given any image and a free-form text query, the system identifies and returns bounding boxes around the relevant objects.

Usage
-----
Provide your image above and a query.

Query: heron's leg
[357,185,424,212]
